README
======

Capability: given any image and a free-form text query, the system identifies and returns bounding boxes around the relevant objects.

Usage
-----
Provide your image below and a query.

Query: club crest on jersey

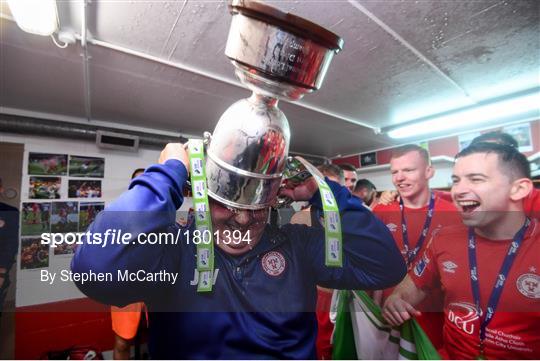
[261,251,286,277]
[516,273,540,299]
[386,223,397,233]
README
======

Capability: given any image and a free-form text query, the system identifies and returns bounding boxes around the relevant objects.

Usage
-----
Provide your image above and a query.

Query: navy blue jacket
[72,159,405,359]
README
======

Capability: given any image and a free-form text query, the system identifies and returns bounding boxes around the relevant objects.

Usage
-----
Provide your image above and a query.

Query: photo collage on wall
[20,153,106,270]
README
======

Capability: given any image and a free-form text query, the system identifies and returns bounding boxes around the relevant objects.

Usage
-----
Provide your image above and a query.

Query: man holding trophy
[71,1,407,358]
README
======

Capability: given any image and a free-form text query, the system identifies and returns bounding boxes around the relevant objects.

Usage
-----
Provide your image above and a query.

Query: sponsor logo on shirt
[386,223,397,233]
[261,251,286,277]
[442,260,458,273]
[413,253,430,277]
[190,268,220,286]
[447,302,480,335]
[516,273,540,299]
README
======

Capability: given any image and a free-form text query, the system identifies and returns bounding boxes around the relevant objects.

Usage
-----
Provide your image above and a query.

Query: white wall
[0,131,161,307]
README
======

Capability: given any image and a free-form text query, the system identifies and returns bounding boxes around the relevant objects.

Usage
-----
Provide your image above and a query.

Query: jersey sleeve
[288,180,407,290]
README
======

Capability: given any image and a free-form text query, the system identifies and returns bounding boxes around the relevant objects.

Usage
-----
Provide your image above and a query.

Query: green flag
[332,290,441,360]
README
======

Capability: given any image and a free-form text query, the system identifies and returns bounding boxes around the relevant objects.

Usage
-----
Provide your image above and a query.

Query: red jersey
[315,288,334,360]
[410,219,540,359]
[373,194,459,271]
[374,194,458,348]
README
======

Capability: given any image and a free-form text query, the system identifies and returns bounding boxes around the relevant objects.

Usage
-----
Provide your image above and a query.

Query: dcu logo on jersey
[261,251,286,277]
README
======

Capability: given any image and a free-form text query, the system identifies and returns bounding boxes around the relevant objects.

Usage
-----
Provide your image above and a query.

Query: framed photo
[20,238,49,270]
[29,177,61,199]
[79,202,105,232]
[50,202,79,233]
[69,156,105,178]
[504,123,533,152]
[21,202,51,236]
[68,180,102,198]
[28,153,67,176]
[360,152,377,167]
[53,242,77,256]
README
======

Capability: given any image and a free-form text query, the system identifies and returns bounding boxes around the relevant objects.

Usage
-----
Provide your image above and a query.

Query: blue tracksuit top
[71,159,406,359]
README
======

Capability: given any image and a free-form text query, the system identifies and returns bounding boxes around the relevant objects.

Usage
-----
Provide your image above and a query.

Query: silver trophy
[205,0,343,210]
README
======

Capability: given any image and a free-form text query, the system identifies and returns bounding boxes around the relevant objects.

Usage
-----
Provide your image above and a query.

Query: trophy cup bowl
[205,0,343,210]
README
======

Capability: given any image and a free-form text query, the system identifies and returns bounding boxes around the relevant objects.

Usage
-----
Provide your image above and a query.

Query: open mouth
[458,200,480,214]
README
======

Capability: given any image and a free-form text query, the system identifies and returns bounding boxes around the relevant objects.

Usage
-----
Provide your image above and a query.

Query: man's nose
[234,210,252,226]
[451,182,467,200]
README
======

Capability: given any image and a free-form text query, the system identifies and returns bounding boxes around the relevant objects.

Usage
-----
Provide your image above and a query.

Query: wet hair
[456,142,530,180]
[354,179,376,193]
[337,163,357,172]
[131,168,145,180]
[391,144,431,165]
[471,131,518,148]
[318,164,344,182]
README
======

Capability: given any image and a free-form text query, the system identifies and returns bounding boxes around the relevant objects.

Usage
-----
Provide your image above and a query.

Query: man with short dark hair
[317,164,345,186]
[337,163,357,192]
[353,179,377,208]
[383,142,540,359]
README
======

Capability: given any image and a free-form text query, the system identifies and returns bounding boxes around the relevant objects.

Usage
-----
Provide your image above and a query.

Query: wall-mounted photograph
[20,238,49,270]
[79,202,105,232]
[28,152,68,176]
[29,176,61,199]
[69,156,105,178]
[53,242,77,256]
[21,202,51,236]
[68,180,102,198]
[50,201,79,233]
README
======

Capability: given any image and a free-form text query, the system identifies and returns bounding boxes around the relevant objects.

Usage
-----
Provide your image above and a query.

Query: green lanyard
[187,139,214,292]
[294,157,343,267]
[186,147,344,294]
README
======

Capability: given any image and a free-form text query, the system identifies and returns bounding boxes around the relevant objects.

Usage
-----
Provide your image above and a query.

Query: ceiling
[1,0,538,158]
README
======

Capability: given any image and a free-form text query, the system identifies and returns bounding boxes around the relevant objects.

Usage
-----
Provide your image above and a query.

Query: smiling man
[71,143,406,359]
[371,144,457,348]
[383,142,540,359]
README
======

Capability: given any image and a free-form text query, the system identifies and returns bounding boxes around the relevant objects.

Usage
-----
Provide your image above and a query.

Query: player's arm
[71,144,189,306]
[382,275,425,326]
[283,179,407,290]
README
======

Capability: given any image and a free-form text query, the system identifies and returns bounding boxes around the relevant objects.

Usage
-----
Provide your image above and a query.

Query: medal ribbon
[399,191,436,266]
[467,217,530,357]
[294,157,343,267]
[187,139,214,292]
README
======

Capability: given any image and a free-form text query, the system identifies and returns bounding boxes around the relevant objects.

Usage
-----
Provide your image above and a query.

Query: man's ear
[510,178,533,202]
[425,165,435,180]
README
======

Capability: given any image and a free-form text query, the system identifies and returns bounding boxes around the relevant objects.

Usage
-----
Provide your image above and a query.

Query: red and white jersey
[374,194,458,348]
[411,219,540,359]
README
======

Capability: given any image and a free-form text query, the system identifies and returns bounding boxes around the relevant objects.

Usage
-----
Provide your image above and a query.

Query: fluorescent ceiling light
[387,91,540,139]
[7,0,58,36]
